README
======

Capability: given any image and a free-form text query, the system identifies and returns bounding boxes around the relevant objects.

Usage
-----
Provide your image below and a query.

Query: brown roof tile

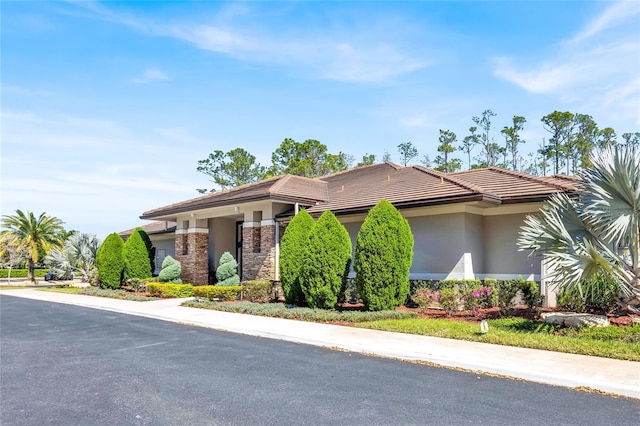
[119,221,177,238]
[449,167,579,201]
[141,163,579,220]
[141,175,327,219]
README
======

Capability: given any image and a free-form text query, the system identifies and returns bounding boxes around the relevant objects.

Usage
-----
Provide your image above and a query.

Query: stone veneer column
[241,220,277,281]
[175,226,208,285]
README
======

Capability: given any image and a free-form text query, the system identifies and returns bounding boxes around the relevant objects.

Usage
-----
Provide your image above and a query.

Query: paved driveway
[1,296,638,425]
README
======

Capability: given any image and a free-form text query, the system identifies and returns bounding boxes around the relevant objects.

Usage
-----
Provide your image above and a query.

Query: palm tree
[1,210,65,283]
[518,145,640,314]
[45,233,100,282]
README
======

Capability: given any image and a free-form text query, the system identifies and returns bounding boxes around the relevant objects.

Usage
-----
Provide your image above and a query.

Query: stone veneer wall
[242,224,276,280]
[175,232,209,284]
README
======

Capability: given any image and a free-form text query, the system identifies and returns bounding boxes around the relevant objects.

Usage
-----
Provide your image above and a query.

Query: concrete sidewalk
[2,289,638,399]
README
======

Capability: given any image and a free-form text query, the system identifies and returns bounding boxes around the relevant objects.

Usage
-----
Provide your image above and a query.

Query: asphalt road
[1,296,638,425]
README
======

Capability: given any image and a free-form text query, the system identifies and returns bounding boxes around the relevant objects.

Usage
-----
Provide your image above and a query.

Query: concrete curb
[2,289,638,399]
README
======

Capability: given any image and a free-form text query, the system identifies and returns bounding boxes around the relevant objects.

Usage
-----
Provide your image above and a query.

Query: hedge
[241,280,273,302]
[147,283,194,298]
[193,285,242,301]
[0,269,48,278]
[216,252,240,286]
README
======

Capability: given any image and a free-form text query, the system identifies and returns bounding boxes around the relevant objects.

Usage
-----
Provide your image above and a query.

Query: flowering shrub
[414,289,441,313]
[462,286,494,316]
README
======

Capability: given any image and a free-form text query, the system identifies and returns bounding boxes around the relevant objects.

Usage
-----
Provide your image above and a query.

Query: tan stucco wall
[483,213,540,279]
[149,236,176,275]
[208,217,237,273]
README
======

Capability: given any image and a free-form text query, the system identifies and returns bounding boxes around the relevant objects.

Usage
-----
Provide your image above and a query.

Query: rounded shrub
[279,209,315,305]
[123,228,152,280]
[354,199,414,311]
[300,210,351,309]
[136,228,156,274]
[158,255,182,283]
[96,233,125,289]
[216,251,240,286]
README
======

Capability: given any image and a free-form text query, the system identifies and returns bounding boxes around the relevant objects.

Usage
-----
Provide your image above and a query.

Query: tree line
[197,110,639,192]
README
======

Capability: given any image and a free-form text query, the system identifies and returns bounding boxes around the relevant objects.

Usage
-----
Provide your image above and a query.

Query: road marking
[115,341,167,352]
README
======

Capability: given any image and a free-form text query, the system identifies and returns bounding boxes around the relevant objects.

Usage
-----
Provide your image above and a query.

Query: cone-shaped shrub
[96,233,125,289]
[159,255,182,283]
[123,228,152,280]
[279,210,315,305]
[136,228,155,274]
[355,199,414,311]
[216,251,240,286]
[300,210,351,309]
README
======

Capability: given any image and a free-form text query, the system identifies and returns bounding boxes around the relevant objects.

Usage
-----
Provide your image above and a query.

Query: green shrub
[158,255,182,283]
[280,209,315,305]
[519,280,543,309]
[355,199,414,311]
[300,211,351,309]
[0,269,48,278]
[241,280,273,302]
[193,285,242,301]
[493,278,520,316]
[216,252,240,286]
[123,228,152,280]
[147,282,194,298]
[557,274,618,313]
[439,287,460,315]
[96,233,125,289]
[136,228,156,275]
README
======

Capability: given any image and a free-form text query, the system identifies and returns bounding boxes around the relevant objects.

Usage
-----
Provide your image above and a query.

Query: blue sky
[2,0,639,240]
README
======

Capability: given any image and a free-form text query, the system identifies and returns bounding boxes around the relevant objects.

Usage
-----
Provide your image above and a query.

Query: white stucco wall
[149,236,175,275]
[483,213,540,280]
[208,217,237,274]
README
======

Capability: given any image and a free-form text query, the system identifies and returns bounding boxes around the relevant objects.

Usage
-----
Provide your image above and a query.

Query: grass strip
[39,287,158,302]
[356,317,640,362]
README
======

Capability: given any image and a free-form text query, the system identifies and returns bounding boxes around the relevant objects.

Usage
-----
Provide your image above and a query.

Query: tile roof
[141,163,579,220]
[141,175,327,219]
[119,221,177,238]
[448,167,580,202]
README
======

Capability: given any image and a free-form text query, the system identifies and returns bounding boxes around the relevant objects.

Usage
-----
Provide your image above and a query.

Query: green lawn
[184,300,640,362]
[39,287,159,301]
[357,317,640,362]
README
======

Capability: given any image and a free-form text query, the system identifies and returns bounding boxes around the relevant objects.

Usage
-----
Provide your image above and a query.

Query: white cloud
[493,1,640,123]
[570,1,640,44]
[131,67,170,84]
[68,2,429,84]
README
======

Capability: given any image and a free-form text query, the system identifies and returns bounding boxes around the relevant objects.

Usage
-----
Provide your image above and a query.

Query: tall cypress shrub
[136,228,156,274]
[301,210,351,309]
[123,229,152,280]
[96,233,125,289]
[355,199,414,311]
[279,210,315,305]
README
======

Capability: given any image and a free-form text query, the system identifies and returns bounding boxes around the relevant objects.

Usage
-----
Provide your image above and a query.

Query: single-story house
[127,163,579,305]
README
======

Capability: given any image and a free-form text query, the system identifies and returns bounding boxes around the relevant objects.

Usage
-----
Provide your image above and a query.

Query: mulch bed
[339,303,638,326]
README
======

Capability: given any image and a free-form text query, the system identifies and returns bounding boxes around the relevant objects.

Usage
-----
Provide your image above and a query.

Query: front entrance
[236,221,243,280]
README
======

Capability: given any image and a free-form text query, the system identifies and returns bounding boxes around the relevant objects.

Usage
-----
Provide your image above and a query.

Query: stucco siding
[150,238,175,275]
[409,213,469,276]
[483,214,540,277]
[209,217,237,274]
